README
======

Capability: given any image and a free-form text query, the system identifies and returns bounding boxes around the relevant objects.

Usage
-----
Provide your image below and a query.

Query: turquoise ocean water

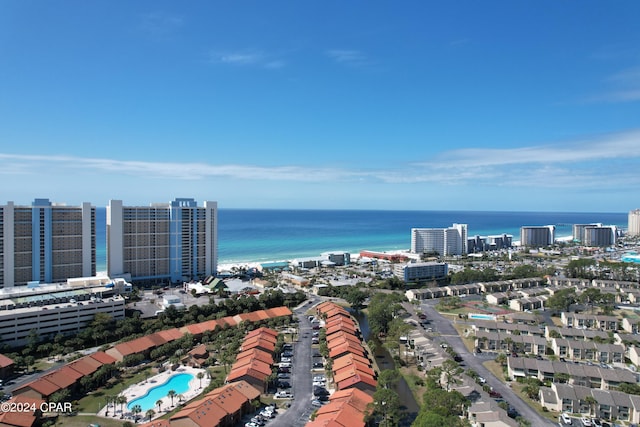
[95,208,627,272]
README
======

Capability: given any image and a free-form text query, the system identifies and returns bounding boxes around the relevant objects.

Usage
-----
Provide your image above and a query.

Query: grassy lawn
[483,360,507,382]
[450,322,476,353]
[76,367,152,413]
[399,366,426,406]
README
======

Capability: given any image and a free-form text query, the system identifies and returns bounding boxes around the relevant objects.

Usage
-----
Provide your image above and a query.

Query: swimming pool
[127,373,194,412]
[621,252,640,263]
[469,313,497,321]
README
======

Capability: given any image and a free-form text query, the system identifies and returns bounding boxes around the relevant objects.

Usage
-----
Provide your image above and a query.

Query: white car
[274,391,293,399]
[580,417,591,427]
[560,413,572,424]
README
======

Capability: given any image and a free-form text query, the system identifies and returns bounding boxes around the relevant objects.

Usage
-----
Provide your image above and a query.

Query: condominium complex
[583,225,617,247]
[394,261,448,282]
[467,234,513,253]
[629,209,640,237]
[573,223,603,242]
[107,198,218,285]
[0,199,95,288]
[411,223,468,256]
[520,225,555,247]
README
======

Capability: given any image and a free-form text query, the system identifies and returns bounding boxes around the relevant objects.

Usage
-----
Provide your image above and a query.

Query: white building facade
[629,209,640,237]
[107,198,217,285]
[411,223,468,256]
[0,199,95,288]
[520,225,555,247]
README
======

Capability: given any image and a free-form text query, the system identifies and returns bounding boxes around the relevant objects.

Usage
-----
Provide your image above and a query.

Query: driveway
[268,297,319,427]
[419,300,557,426]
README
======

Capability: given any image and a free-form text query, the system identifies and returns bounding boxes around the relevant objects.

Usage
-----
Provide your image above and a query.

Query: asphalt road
[419,300,558,427]
[268,297,319,427]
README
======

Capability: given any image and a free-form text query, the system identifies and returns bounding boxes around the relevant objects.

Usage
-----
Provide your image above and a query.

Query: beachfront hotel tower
[107,198,218,286]
[520,225,555,247]
[411,223,468,256]
[629,209,640,237]
[0,199,95,288]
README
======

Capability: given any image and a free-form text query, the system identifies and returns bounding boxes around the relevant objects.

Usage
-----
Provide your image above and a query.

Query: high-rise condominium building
[0,199,95,288]
[583,226,617,247]
[629,209,640,237]
[520,225,555,247]
[411,223,468,256]
[573,223,603,243]
[107,198,217,285]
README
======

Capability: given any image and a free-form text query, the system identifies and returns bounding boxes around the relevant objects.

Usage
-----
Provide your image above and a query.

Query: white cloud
[1,129,639,192]
[587,66,640,103]
[139,12,184,39]
[419,129,640,169]
[211,50,285,69]
[326,49,369,67]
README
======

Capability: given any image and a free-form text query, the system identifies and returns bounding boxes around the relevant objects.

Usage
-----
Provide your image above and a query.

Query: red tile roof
[335,371,377,391]
[0,353,14,368]
[43,367,82,389]
[236,348,274,365]
[226,365,271,383]
[328,341,366,360]
[137,420,172,427]
[333,365,376,384]
[67,356,101,376]
[328,388,373,412]
[0,410,37,427]
[245,327,278,339]
[241,337,276,353]
[171,397,227,427]
[229,380,261,401]
[15,378,60,398]
[88,351,116,365]
[332,353,371,372]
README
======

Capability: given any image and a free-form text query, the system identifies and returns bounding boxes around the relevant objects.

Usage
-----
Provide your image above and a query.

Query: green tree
[366,387,401,427]
[168,390,177,407]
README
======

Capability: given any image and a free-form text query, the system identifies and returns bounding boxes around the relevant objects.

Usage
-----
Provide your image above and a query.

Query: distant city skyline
[1,2,639,212]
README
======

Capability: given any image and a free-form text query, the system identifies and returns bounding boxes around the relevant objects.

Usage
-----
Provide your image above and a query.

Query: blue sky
[1,1,640,212]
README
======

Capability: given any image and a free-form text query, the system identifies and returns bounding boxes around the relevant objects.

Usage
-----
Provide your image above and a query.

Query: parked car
[313,362,324,368]
[278,381,291,388]
[560,413,572,425]
[311,400,323,407]
[314,387,329,396]
[274,391,293,399]
[489,390,502,398]
[581,418,592,427]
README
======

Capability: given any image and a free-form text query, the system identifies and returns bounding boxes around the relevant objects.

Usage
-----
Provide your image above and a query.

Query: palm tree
[177,394,184,403]
[585,395,597,417]
[131,404,142,421]
[156,399,163,413]
[146,409,156,421]
[197,371,205,389]
[116,395,127,416]
[168,389,177,407]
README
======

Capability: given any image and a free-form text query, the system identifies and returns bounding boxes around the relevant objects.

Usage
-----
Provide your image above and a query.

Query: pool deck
[98,365,210,422]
